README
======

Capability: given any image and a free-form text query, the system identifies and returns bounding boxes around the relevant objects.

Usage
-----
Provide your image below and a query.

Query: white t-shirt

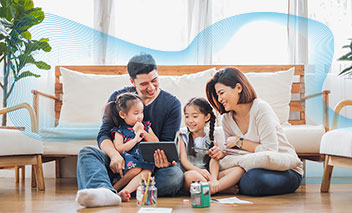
[222,98,303,175]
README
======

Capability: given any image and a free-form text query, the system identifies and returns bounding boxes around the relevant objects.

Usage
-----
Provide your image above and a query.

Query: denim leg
[154,164,184,197]
[77,146,117,193]
[238,168,302,196]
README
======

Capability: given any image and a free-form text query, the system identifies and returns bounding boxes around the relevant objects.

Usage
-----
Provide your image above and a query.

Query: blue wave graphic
[5,12,341,142]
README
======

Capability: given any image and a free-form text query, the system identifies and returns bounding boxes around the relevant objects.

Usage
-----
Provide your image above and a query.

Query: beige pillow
[159,67,217,127]
[245,68,294,125]
[59,67,130,126]
[219,151,302,172]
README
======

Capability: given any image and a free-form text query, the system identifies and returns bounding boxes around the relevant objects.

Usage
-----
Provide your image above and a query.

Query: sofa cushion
[43,140,98,155]
[245,68,294,125]
[320,127,352,158]
[283,124,325,153]
[59,67,216,127]
[0,129,43,156]
[59,67,130,127]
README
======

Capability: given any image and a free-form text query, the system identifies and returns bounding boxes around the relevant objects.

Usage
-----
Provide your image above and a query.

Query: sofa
[29,65,329,176]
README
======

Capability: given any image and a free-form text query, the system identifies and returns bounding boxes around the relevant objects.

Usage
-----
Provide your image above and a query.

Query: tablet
[139,142,179,163]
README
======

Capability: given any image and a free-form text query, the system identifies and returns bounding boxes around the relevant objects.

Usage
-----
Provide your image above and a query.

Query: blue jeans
[238,168,302,196]
[77,146,184,196]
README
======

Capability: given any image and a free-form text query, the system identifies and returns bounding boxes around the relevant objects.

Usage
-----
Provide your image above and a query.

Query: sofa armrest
[0,103,38,133]
[31,90,59,127]
[302,90,331,132]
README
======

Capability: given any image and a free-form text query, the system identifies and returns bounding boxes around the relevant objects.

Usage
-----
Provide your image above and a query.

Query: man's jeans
[77,146,184,196]
[238,168,302,196]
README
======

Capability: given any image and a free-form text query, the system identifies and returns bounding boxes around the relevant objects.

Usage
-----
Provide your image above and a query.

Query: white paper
[138,207,173,213]
[213,196,253,204]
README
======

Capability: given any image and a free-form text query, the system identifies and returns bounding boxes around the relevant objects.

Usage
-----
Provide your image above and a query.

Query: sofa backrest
[54,65,305,127]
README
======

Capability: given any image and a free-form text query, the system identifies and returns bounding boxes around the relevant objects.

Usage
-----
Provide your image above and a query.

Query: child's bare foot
[118,190,131,202]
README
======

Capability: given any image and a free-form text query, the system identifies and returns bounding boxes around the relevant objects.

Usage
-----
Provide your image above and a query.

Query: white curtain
[287,0,308,65]
[187,0,213,64]
[94,0,115,64]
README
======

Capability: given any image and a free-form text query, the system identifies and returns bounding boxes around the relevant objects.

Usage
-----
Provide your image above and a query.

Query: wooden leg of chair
[21,166,25,181]
[31,165,37,188]
[55,159,61,178]
[15,166,19,183]
[321,155,333,192]
[34,155,45,191]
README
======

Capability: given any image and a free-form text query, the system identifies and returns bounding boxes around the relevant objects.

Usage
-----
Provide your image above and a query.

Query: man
[75,53,183,207]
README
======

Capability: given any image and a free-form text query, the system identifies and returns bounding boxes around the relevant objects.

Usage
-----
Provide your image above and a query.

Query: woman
[205,67,303,196]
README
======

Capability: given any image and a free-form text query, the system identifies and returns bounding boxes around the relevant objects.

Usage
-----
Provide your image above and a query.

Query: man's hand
[206,145,225,160]
[110,154,125,177]
[154,149,177,168]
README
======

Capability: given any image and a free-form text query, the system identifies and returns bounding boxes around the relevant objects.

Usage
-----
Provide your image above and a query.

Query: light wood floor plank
[0,178,351,212]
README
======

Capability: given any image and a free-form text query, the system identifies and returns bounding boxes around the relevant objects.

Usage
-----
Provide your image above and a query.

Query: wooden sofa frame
[31,65,330,177]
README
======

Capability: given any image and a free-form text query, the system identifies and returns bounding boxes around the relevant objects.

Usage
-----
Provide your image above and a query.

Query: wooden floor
[0,178,352,212]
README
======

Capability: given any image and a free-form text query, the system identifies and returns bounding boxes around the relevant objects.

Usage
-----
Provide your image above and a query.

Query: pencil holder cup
[137,176,157,206]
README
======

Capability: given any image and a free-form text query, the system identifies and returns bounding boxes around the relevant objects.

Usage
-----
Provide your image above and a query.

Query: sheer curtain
[309,0,352,119]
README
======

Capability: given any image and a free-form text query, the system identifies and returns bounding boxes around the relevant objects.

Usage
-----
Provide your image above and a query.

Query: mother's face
[214,82,242,111]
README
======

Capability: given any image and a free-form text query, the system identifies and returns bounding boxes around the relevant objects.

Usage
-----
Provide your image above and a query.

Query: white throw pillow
[245,68,294,124]
[59,67,216,127]
[219,151,302,172]
[59,67,130,127]
[159,67,217,127]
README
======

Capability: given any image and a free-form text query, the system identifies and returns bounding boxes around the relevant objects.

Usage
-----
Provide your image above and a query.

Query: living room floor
[0,178,351,212]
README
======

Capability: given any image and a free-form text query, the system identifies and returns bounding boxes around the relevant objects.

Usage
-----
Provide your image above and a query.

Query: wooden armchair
[320,100,352,192]
[0,103,45,191]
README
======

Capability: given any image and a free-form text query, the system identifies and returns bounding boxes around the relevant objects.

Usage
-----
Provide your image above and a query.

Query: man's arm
[159,98,182,141]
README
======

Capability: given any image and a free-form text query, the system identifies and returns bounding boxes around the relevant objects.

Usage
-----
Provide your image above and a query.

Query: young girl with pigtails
[176,97,240,194]
[105,93,159,202]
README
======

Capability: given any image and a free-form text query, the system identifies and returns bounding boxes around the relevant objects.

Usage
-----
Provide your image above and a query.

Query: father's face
[131,70,159,100]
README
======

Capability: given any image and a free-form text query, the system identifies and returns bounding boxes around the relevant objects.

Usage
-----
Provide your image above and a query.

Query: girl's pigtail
[188,129,196,157]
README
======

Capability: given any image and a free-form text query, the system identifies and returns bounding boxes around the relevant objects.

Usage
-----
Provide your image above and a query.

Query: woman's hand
[110,154,125,177]
[226,136,241,149]
[197,169,211,181]
[209,179,220,194]
[154,149,177,168]
[206,146,225,160]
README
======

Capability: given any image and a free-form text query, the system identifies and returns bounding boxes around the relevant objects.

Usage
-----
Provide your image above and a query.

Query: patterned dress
[110,121,155,177]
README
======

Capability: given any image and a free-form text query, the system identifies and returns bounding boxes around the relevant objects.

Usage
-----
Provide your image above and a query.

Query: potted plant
[338,38,352,76]
[0,0,51,126]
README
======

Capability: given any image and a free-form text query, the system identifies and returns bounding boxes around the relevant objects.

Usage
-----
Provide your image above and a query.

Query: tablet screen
[139,142,179,163]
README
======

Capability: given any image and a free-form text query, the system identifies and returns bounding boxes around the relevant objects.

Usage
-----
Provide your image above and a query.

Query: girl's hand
[209,179,220,194]
[206,146,225,160]
[197,169,211,181]
[226,136,241,149]
[134,129,145,142]
[133,122,144,133]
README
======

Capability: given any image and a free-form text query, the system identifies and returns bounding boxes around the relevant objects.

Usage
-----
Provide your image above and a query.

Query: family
[75,53,303,207]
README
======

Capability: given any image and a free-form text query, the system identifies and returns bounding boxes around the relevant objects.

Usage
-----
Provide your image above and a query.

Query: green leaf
[338,52,352,61]
[338,66,352,76]
[33,61,50,70]
[39,38,49,42]
[15,70,40,82]
[20,30,31,39]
